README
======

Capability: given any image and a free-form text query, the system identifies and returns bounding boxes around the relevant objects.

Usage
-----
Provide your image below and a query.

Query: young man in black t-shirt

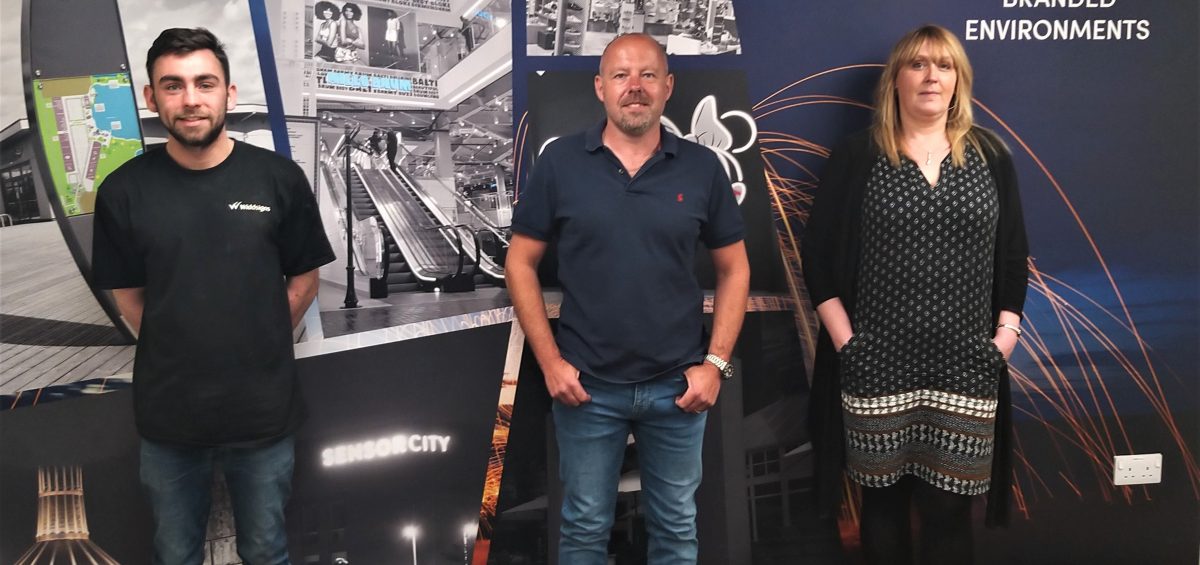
[92,28,334,564]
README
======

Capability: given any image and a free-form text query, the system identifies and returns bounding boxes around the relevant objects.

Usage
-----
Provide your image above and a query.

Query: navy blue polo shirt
[513,121,744,384]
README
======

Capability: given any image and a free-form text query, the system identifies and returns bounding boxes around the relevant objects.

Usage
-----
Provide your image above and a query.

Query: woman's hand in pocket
[992,330,1018,361]
[835,332,855,353]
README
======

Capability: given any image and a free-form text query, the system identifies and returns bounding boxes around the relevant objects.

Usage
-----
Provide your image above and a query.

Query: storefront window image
[1,164,40,222]
[526,0,740,56]
[745,446,814,543]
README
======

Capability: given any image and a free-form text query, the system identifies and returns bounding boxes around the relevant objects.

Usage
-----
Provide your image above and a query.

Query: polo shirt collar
[584,120,679,157]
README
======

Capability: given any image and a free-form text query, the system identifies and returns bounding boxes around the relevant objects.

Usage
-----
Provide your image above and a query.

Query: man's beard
[164,112,226,149]
[614,112,657,137]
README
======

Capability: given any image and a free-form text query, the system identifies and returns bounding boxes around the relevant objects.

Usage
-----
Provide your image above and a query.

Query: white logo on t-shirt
[228,201,271,213]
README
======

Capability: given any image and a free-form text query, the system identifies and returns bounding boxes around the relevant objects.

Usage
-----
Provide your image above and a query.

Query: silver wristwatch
[705,354,735,380]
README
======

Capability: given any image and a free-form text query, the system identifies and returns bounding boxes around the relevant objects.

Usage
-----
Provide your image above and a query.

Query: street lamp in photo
[461,522,478,565]
[402,525,419,565]
[339,123,361,309]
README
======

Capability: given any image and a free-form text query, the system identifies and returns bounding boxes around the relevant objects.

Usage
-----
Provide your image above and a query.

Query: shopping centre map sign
[31,73,143,216]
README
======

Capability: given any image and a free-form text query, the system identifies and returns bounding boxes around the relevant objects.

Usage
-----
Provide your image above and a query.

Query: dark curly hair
[341,2,363,20]
[314,1,341,20]
[146,28,230,84]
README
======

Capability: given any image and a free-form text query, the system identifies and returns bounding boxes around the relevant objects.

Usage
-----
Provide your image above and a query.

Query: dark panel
[67,214,93,263]
[21,0,139,342]
[26,0,131,77]
[1,324,514,564]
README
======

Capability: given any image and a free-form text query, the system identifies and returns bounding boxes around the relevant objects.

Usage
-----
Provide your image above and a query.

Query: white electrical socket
[1113,453,1162,486]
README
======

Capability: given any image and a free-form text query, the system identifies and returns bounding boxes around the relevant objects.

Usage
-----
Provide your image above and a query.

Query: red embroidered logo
[677,193,684,202]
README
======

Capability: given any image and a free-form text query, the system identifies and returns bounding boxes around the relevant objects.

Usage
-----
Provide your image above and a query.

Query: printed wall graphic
[525,0,740,56]
[1,1,1196,564]
[13,466,121,565]
[310,1,420,71]
[30,74,142,217]
[0,325,511,565]
[510,0,1197,562]
[733,1,1198,562]
[284,117,322,193]
[284,326,507,564]
[0,392,150,563]
[661,94,757,204]
[389,0,452,11]
[307,0,439,101]
[19,0,158,344]
[367,7,420,72]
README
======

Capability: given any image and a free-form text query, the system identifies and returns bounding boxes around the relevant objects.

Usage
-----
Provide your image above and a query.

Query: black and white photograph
[525,0,741,56]
[0,0,274,404]
[367,7,420,72]
[309,1,370,65]
[308,1,423,72]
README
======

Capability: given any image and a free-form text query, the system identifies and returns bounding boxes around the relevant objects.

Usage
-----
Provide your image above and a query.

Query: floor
[317,284,513,338]
[0,222,134,396]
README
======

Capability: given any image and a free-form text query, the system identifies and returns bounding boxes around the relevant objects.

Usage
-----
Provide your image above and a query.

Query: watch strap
[705,354,734,380]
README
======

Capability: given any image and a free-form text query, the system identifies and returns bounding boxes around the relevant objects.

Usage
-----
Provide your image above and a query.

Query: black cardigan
[801,128,1030,527]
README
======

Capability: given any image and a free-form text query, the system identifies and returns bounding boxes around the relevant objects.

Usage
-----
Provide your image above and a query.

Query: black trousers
[859,476,975,565]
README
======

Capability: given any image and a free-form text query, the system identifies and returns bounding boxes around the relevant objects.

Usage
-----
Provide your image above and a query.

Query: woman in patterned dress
[803,24,1030,565]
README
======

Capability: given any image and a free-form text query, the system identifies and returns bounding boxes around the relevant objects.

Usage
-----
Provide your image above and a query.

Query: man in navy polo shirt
[507,33,750,564]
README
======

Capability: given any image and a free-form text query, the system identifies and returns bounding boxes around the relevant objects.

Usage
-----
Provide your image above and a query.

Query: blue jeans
[552,373,707,565]
[140,436,294,565]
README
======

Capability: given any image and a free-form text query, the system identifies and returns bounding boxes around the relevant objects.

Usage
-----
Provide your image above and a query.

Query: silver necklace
[903,137,949,167]
[918,145,949,166]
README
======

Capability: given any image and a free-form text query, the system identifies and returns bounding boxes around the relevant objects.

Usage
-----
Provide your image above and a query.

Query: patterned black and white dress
[840,145,1006,495]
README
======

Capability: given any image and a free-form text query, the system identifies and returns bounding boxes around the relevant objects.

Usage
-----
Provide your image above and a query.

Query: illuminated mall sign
[325,72,412,92]
[315,65,440,100]
[321,433,452,468]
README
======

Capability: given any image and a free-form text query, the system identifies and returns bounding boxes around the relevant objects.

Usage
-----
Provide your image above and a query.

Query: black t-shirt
[92,141,335,446]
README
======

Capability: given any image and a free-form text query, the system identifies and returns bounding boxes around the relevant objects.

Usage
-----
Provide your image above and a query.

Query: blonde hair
[872,24,986,168]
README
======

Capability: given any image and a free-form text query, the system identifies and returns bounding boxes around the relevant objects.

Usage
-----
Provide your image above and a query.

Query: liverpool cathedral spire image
[14,466,120,564]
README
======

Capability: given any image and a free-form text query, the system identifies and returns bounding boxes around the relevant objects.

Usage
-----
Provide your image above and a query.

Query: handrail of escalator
[355,165,440,281]
[329,135,345,160]
[318,140,376,277]
[373,169,505,280]
[474,226,506,269]
[351,164,446,282]
[388,144,508,243]
[444,224,482,269]
[428,225,467,280]
[371,168,470,271]
[379,170,506,280]
[322,165,373,277]
[404,169,506,244]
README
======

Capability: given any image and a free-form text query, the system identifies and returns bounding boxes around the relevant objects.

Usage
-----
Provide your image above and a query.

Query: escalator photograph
[311,71,516,339]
